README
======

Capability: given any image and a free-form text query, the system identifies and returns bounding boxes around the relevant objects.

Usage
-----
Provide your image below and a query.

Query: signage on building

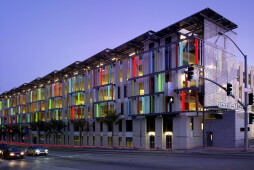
[244,88,252,92]
[217,101,242,109]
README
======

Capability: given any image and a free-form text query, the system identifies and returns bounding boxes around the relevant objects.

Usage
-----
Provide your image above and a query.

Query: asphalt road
[0,145,254,170]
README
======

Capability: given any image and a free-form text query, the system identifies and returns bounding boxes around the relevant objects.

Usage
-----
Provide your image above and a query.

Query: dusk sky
[0,0,253,94]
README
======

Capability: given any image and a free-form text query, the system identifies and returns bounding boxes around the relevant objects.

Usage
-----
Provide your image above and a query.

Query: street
[0,146,254,170]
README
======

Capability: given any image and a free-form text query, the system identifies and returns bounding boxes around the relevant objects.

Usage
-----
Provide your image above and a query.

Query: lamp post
[218,31,248,151]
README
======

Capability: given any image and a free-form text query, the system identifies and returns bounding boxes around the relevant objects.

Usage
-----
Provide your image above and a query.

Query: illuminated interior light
[48,81,51,84]
[180,35,186,39]
[112,58,116,61]
[181,74,186,83]
[74,71,78,75]
[100,63,103,66]
[140,90,144,95]
[148,132,155,136]
[178,28,190,35]
[129,52,135,56]
[34,86,37,89]
[97,65,99,67]
[165,131,173,136]
[65,74,68,77]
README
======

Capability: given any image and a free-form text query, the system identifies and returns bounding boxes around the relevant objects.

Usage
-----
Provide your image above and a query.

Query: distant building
[0,8,252,149]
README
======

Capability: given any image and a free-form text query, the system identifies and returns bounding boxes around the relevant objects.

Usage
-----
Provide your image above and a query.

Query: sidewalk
[172,147,254,156]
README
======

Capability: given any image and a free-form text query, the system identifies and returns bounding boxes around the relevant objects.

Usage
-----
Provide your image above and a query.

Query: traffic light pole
[244,55,248,151]
[218,31,248,151]
[199,76,245,108]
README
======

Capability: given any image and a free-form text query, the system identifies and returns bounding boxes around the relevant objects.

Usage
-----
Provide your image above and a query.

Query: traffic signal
[185,66,194,81]
[226,83,232,96]
[249,93,253,105]
[249,113,254,124]
[240,127,250,131]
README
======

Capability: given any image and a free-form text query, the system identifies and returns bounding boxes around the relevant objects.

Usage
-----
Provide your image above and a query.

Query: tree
[5,125,12,141]
[19,125,26,143]
[45,120,66,145]
[0,125,7,141]
[11,124,20,142]
[29,122,37,131]
[36,121,46,144]
[101,110,122,146]
[29,122,38,144]
[71,119,88,146]
[44,122,52,144]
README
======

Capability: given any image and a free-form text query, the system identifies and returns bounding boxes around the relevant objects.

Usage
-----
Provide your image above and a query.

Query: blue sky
[0,0,253,93]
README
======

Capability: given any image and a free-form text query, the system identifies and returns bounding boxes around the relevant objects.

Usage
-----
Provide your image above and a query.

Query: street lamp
[218,31,248,151]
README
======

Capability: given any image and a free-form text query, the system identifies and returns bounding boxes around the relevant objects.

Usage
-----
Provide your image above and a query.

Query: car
[0,143,8,157]
[2,147,24,159]
[25,146,48,156]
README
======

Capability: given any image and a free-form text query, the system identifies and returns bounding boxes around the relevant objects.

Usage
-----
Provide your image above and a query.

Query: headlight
[21,152,24,155]
[0,150,2,154]
[10,153,15,156]
[45,149,48,153]
[35,150,40,153]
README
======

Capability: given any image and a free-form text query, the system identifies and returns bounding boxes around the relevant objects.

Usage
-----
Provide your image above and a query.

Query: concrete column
[122,119,126,147]
[88,121,93,146]
[193,117,202,147]
[36,130,39,144]
[113,123,119,147]
[69,135,74,145]
[83,134,87,146]
[172,116,189,149]
[140,118,147,149]
[133,119,141,148]
[95,120,100,146]
[103,123,108,146]
[64,134,68,145]
[155,117,163,149]
[61,134,64,145]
